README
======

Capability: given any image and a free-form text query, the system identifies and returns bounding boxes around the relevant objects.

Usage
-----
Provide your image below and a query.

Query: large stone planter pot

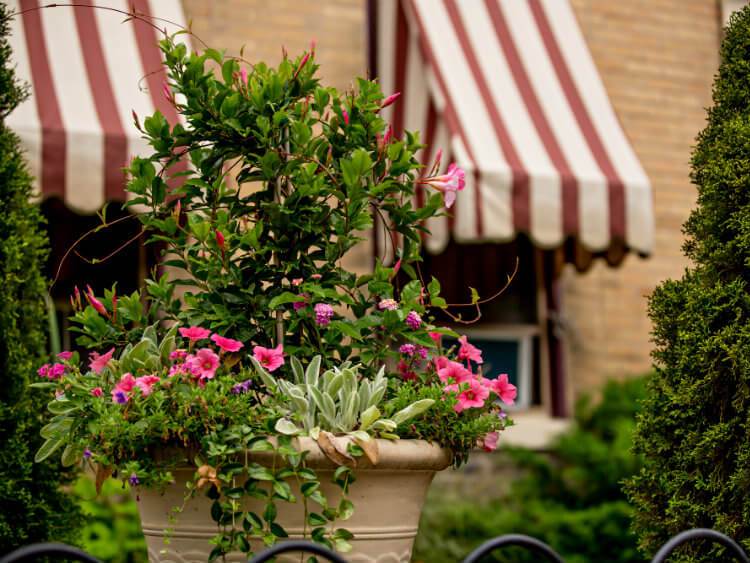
[138,438,452,562]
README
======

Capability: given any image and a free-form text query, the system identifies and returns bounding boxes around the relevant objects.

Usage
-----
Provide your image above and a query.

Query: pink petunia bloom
[454,378,490,413]
[380,91,401,109]
[57,351,73,361]
[89,348,115,374]
[179,326,211,342]
[482,431,500,452]
[211,334,244,353]
[37,364,50,378]
[135,375,161,397]
[117,373,136,393]
[48,363,66,379]
[85,285,108,316]
[111,388,129,404]
[434,355,450,372]
[487,374,517,405]
[437,360,472,385]
[314,303,334,327]
[187,348,220,380]
[253,344,285,372]
[418,163,466,208]
[458,335,483,365]
[91,387,103,398]
[378,298,398,311]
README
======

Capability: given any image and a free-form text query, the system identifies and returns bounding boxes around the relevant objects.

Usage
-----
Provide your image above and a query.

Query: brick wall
[180,0,721,402]
[562,0,720,398]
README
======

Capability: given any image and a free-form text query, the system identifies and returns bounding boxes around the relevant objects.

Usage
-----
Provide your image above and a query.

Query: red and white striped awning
[371,0,654,264]
[7,0,187,213]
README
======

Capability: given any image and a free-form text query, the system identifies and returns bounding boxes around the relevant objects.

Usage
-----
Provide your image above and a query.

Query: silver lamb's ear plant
[251,355,434,465]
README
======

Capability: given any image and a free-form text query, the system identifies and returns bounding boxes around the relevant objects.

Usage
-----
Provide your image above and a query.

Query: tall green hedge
[626,6,750,561]
[0,3,81,551]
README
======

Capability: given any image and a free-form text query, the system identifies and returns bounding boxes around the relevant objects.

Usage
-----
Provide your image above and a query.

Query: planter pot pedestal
[138,438,452,563]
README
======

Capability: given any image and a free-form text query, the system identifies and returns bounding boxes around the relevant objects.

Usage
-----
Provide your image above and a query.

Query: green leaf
[35,437,65,462]
[392,399,435,425]
[307,512,327,526]
[338,499,354,521]
[247,463,274,481]
[268,291,305,310]
[275,418,300,435]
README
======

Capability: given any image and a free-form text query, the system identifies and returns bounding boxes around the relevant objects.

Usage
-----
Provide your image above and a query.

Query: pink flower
[187,348,220,380]
[37,364,50,378]
[91,387,103,398]
[429,332,443,346]
[240,66,248,85]
[454,378,489,413]
[417,346,429,360]
[314,303,334,326]
[57,351,73,361]
[399,344,416,356]
[215,230,225,250]
[253,344,285,372]
[211,333,244,352]
[383,125,393,145]
[342,108,350,125]
[378,298,398,311]
[380,91,401,109]
[89,348,115,374]
[482,431,500,452]
[169,349,187,361]
[437,360,472,385]
[311,273,322,280]
[85,285,108,316]
[135,375,160,397]
[487,374,517,405]
[458,335,483,365]
[117,373,136,393]
[48,363,65,379]
[397,359,417,381]
[434,355,450,372]
[179,326,211,342]
[418,163,466,208]
[112,388,129,404]
[291,278,303,286]
[405,311,422,330]
[293,294,308,311]
[294,51,311,78]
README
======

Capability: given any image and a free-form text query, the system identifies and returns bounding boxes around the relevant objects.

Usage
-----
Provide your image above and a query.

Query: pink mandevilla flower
[482,431,500,452]
[253,344,285,372]
[179,326,211,342]
[429,332,443,346]
[211,334,244,353]
[135,375,161,397]
[48,363,65,379]
[437,360,472,385]
[458,335,483,365]
[418,163,466,208]
[188,348,220,380]
[380,91,401,109]
[89,348,115,374]
[37,364,50,378]
[57,351,73,361]
[487,374,517,405]
[454,378,490,413]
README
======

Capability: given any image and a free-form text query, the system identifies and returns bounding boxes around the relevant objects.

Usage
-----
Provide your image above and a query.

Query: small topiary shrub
[625,6,750,561]
[0,3,81,551]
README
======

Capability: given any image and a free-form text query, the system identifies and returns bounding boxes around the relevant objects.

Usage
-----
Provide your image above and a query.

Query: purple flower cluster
[314,303,334,326]
[231,379,254,394]
[405,311,422,330]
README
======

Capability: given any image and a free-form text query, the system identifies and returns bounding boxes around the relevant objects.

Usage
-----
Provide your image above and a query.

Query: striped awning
[7,0,187,213]
[370,0,654,266]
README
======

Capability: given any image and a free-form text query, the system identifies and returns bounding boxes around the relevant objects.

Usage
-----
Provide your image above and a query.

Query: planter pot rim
[274,437,453,471]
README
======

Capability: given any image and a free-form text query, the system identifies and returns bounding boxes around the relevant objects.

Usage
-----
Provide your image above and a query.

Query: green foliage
[625,6,750,561]
[0,3,81,550]
[414,377,646,563]
[73,477,147,563]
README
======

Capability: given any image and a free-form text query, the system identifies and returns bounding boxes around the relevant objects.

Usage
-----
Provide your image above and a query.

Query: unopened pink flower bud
[85,285,108,317]
[294,52,310,79]
[380,91,401,109]
[215,230,225,249]
[240,67,248,85]
[342,108,350,126]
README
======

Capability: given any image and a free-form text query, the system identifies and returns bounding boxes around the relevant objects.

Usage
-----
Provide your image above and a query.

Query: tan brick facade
[180,0,721,403]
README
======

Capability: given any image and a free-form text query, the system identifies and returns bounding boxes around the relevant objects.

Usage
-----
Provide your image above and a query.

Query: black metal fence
[1,529,748,563]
